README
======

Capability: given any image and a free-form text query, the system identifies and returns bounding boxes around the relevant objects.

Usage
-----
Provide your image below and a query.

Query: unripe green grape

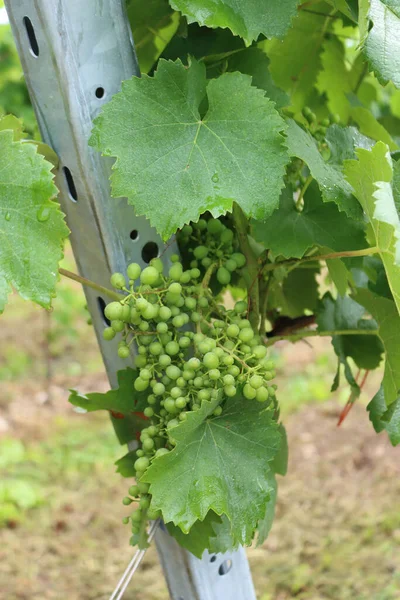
[111,319,124,333]
[224,384,237,397]
[135,355,147,369]
[140,369,152,382]
[193,376,204,388]
[131,510,142,523]
[209,369,220,380]
[191,311,201,323]
[166,365,181,380]
[123,496,133,505]
[217,267,231,285]
[182,369,195,381]
[165,398,177,413]
[140,266,159,286]
[139,320,150,331]
[184,297,196,310]
[159,333,171,346]
[231,253,246,268]
[169,282,182,295]
[150,257,164,273]
[134,377,149,392]
[166,341,180,356]
[159,354,171,368]
[198,297,209,309]
[193,245,209,260]
[239,319,251,329]
[239,328,254,343]
[249,375,263,389]
[103,327,116,341]
[203,352,219,369]
[147,508,161,520]
[121,304,131,322]
[226,324,239,338]
[195,218,207,230]
[207,218,222,234]
[136,298,149,312]
[143,304,158,320]
[143,438,155,451]
[179,337,190,349]
[180,271,191,284]
[144,407,154,417]
[167,418,179,429]
[223,374,235,386]
[153,382,165,396]
[213,406,223,416]
[134,456,150,472]
[122,516,130,525]
[170,386,183,399]
[201,257,212,268]
[129,484,139,496]
[118,346,130,359]
[191,268,201,279]
[172,315,185,328]
[175,397,187,409]
[225,258,237,272]
[130,308,141,325]
[198,389,211,401]
[136,449,144,457]
[169,263,183,281]
[149,342,163,356]
[223,355,234,366]
[243,384,256,400]
[253,345,267,359]
[147,426,158,437]
[155,448,169,458]
[228,365,240,377]
[127,262,141,280]
[104,301,123,321]
[171,254,180,263]
[139,496,150,510]
[111,272,126,289]
[256,386,269,402]
[159,306,172,321]
[221,228,234,244]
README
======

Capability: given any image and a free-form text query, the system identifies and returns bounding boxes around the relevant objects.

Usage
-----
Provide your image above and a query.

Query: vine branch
[262,246,379,274]
[59,268,122,301]
[265,328,379,347]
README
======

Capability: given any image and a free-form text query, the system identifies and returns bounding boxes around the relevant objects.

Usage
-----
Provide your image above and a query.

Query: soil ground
[0,254,399,600]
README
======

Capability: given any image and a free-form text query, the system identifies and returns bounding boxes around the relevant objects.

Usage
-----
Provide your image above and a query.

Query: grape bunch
[102,219,277,546]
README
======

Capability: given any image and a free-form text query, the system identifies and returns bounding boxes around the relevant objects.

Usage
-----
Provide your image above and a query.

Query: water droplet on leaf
[211,173,219,183]
[37,205,51,222]
[5,212,10,221]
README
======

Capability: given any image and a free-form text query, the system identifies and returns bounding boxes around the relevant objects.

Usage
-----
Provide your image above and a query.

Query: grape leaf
[69,368,147,415]
[166,511,224,558]
[360,0,400,88]
[264,3,331,111]
[143,395,281,544]
[256,473,277,546]
[368,386,400,446]
[317,293,383,391]
[224,48,289,109]
[355,289,400,407]
[350,107,398,151]
[344,142,400,313]
[286,120,361,218]
[91,58,288,240]
[126,0,179,73]
[253,182,366,259]
[280,266,320,319]
[168,0,299,45]
[271,424,288,476]
[115,450,137,477]
[326,257,351,296]
[0,128,68,314]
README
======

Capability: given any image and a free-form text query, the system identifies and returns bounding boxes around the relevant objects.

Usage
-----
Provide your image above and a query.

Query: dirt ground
[0,269,399,600]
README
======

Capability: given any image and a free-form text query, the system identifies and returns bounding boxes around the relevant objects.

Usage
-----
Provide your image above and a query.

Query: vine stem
[265,328,379,347]
[232,203,260,330]
[295,175,313,210]
[59,268,122,301]
[262,246,379,274]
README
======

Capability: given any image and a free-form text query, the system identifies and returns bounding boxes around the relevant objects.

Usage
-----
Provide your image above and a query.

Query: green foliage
[0,123,69,313]
[2,0,400,558]
[90,58,288,240]
[168,0,299,45]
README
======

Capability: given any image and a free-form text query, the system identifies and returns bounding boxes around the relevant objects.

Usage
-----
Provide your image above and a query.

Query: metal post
[5,2,257,598]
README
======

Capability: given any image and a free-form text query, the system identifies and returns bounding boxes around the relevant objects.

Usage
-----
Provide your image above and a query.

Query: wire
[109,519,160,600]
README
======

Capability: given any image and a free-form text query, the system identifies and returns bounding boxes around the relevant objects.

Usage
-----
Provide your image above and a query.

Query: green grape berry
[126,263,141,280]
[110,272,126,289]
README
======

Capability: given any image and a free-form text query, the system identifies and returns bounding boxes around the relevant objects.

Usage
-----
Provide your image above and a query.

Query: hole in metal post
[130,229,139,241]
[97,297,110,326]
[141,242,159,263]
[218,560,232,576]
[63,167,78,202]
[210,555,217,563]
[95,87,105,99]
[23,16,39,57]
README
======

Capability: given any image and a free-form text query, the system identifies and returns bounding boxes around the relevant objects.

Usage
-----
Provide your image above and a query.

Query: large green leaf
[317,293,383,390]
[368,386,400,446]
[168,0,299,45]
[355,289,400,407]
[286,120,361,217]
[256,473,277,546]
[360,0,400,88]
[253,183,366,259]
[264,3,331,111]
[91,58,288,240]
[69,368,147,415]
[0,127,68,314]
[126,0,179,73]
[166,511,224,558]
[344,142,400,312]
[143,395,281,544]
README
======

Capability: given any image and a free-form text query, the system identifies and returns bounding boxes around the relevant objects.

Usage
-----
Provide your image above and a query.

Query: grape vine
[1,0,400,558]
